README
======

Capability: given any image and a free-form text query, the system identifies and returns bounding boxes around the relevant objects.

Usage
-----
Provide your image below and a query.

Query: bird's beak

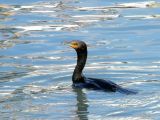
[63,41,78,49]
[70,42,78,49]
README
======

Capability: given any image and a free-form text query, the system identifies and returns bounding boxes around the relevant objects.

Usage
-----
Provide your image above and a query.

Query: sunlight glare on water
[0,0,160,119]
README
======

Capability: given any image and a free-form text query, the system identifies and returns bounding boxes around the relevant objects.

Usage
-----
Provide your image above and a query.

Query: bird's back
[73,77,137,95]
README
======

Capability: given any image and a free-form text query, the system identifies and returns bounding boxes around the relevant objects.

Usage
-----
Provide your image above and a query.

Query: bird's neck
[72,49,87,83]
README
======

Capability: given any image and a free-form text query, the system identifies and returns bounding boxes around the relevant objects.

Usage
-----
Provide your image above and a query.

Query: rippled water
[0,0,160,119]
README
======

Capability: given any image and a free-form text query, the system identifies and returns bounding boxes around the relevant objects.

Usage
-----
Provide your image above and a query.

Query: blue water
[0,0,160,119]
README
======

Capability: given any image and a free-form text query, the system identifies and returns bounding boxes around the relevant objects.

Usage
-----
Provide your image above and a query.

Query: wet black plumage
[69,40,137,95]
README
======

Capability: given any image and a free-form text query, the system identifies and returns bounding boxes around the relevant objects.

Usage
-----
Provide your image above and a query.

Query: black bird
[68,40,137,94]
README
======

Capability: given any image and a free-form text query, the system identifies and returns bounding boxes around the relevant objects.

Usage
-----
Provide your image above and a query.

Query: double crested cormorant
[69,40,137,94]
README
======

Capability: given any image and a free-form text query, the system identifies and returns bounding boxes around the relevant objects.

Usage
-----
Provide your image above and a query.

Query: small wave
[124,14,160,20]
[15,24,79,32]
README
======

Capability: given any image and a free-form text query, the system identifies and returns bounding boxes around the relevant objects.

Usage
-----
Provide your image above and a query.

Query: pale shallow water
[0,0,160,120]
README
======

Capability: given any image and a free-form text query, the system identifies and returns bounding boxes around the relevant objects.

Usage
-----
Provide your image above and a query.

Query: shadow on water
[73,88,89,120]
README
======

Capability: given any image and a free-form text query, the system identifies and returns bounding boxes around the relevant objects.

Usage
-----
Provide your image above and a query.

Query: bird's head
[69,40,87,51]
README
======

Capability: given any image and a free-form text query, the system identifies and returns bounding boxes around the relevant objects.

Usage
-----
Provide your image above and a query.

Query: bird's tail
[117,87,138,95]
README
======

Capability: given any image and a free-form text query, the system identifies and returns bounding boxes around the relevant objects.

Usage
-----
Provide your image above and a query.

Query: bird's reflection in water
[73,88,89,120]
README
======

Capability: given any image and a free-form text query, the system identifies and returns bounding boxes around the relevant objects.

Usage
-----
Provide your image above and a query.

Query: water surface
[0,0,160,120]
